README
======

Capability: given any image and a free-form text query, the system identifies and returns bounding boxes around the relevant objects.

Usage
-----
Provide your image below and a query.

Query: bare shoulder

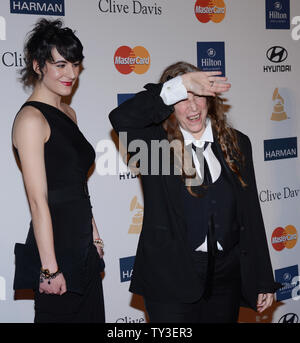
[13,106,49,146]
[13,105,48,131]
[61,103,78,124]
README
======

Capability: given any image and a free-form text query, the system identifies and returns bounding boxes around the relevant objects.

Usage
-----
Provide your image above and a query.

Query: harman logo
[266,0,290,29]
[271,225,298,251]
[278,313,299,323]
[264,46,291,73]
[119,256,135,282]
[275,265,299,301]
[197,42,225,76]
[10,0,65,16]
[98,0,162,15]
[194,0,226,23]
[114,46,150,75]
[0,17,6,41]
[264,137,297,161]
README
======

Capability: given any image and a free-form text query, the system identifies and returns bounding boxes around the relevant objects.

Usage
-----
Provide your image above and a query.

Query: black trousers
[144,244,241,323]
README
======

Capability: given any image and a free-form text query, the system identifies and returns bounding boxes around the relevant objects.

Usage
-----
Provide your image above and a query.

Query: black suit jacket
[109,83,281,310]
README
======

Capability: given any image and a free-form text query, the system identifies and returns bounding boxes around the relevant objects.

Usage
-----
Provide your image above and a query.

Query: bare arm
[13,106,66,294]
[92,217,104,258]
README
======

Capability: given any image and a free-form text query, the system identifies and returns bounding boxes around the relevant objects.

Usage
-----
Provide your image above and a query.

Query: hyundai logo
[266,46,288,63]
[278,313,299,323]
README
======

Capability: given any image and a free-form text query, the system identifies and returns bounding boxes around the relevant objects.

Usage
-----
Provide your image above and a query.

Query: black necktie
[191,142,212,185]
[192,142,218,299]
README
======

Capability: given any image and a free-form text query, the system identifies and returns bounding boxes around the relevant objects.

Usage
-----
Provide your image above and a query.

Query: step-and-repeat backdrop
[0,0,299,323]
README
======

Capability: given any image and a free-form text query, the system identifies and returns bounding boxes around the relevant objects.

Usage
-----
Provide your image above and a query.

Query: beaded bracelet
[93,238,104,249]
[40,268,62,285]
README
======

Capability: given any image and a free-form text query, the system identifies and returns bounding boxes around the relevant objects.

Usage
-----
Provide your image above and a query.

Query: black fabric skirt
[34,247,105,323]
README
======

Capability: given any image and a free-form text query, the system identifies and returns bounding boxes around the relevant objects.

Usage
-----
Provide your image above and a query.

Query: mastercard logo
[271,225,298,251]
[194,0,226,23]
[114,46,150,75]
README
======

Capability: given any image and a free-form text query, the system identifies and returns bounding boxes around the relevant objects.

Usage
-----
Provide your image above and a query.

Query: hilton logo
[266,0,290,30]
[197,42,225,76]
[263,46,291,73]
[275,264,299,301]
[0,17,6,41]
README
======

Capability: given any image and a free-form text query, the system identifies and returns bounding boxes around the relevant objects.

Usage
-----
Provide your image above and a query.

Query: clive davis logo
[197,42,225,76]
[114,46,150,74]
[264,137,297,161]
[10,0,65,16]
[266,0,290,29]
[271,225,298,251]
[194,0,226,23]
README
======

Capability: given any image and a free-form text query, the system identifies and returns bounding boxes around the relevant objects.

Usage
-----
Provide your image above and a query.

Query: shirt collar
[179,118,214,148]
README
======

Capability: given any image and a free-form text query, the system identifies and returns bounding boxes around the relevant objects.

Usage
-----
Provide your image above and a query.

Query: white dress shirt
[160,76,223,252]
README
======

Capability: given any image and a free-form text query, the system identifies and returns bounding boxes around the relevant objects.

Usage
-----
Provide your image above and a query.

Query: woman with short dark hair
[109,61,280,323]
[12,19,105,323]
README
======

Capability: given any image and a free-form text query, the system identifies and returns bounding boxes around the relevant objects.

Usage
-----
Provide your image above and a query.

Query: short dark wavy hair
[20,18,84,87]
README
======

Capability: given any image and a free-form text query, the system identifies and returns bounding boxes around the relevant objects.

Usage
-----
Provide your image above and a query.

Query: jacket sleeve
[240,134,282,294]
[109,83,174,143]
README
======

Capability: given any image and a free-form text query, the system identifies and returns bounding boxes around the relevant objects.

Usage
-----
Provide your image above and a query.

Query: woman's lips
[187,113,201,122]
[60,81,72,87]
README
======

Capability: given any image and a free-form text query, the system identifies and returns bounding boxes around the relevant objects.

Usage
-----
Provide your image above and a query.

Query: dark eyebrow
[52,60,67,64]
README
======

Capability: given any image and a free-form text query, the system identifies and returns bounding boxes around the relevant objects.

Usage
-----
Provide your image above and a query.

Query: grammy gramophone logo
[128,196,143,234]
[271,88,288,121]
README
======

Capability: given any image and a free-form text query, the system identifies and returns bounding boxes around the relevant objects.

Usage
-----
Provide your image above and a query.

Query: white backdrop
[0,0,299,323]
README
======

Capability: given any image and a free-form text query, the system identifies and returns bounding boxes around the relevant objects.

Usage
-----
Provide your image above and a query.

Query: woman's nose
[65,64,76,79]
[188,97,198,112]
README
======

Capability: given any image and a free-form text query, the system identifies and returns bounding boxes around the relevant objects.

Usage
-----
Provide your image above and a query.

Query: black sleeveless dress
[13,101,105,323]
